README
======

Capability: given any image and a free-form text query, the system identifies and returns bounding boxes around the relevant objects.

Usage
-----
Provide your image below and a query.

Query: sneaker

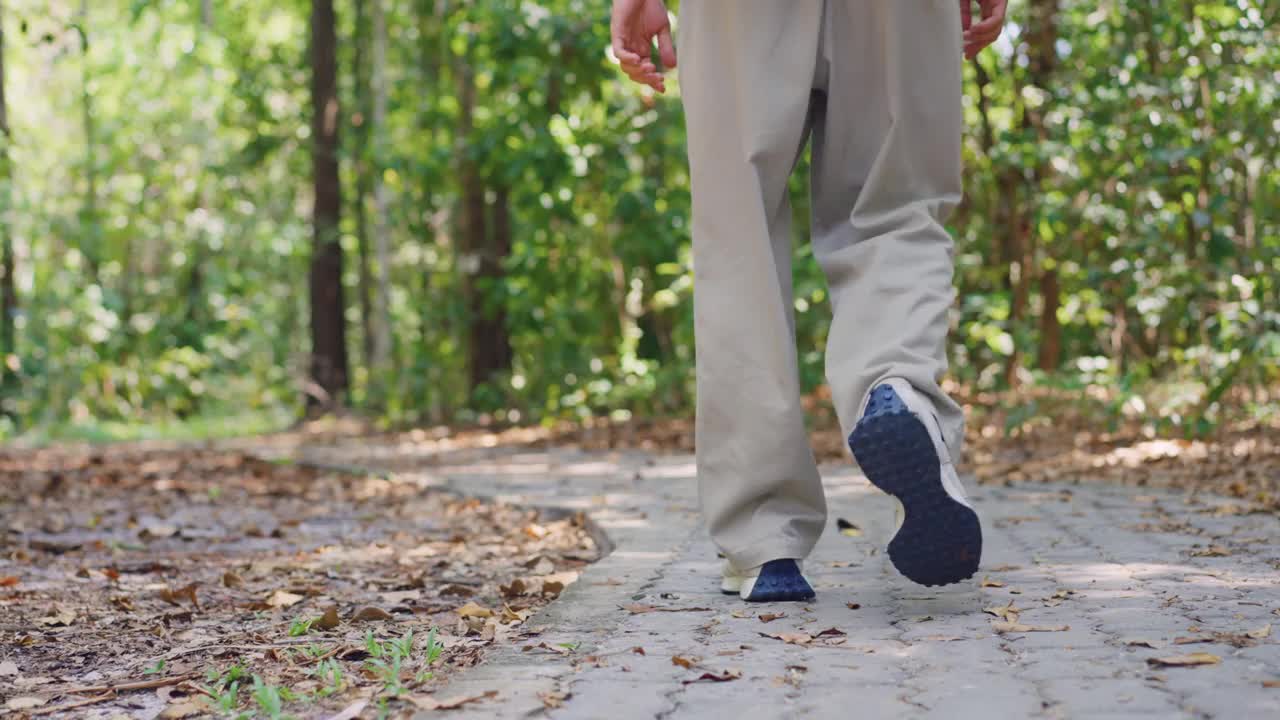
[848,379,982,586]
[720,558,815,602]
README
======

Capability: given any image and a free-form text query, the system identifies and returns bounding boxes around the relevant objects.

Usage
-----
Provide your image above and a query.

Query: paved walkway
[283,442,1280,719]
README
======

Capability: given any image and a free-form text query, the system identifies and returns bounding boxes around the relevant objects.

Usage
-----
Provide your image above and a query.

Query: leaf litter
[0,446,600,718]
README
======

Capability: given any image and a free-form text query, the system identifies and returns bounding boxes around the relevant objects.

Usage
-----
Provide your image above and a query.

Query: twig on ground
[66,673,196,695]
[29,693,117,716]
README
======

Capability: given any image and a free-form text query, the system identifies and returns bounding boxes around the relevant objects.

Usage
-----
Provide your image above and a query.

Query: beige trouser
[679,0,966,569]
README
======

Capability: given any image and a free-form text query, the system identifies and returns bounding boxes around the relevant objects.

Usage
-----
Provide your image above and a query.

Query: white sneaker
[849,379,982,586]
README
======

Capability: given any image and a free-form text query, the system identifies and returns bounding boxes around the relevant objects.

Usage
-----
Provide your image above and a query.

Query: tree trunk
[1037,267,1061,370]
[307,0,349,412]
[182,1,216,351]
[351,0,374,380]
[1014,0,1061,382]
[471,184,513,389]
[454,49,510,393]
[0,0,15,375]
[78,0,99,281]
[368,0,392,405]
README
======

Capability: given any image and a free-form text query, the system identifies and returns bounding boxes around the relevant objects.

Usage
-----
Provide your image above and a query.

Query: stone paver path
[283,442,1280,719]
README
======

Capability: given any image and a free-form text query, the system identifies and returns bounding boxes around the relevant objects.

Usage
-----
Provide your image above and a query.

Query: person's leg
[809,0,981,585]
[678,1,828,580]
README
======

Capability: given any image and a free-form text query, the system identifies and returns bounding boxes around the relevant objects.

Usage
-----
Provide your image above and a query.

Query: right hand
[610,0,677,93]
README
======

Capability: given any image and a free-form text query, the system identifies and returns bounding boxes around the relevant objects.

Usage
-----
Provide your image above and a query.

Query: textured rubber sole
[722,559,816,602]
[849,385,982,587]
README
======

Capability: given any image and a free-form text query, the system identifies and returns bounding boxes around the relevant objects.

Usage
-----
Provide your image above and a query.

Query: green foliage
[250,675,287,720]
[287,617,314,637]
[1,0,1275,439]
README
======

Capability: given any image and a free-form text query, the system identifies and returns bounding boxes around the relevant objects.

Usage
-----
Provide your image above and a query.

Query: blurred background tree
[0,0,1275,441]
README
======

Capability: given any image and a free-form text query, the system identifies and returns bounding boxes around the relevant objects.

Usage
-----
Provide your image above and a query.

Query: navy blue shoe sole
[849,386,982,587]
[725,559,816,602]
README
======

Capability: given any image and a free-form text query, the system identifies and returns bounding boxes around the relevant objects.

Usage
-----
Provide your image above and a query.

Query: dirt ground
[0,447,598,718]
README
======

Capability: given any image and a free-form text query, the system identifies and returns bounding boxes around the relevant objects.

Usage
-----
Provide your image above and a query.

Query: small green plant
[200,664,247,714]
[311,659,345,697]
[301,643,328,659]
[288,617,314,637]
[365,652,405,696]
[365,630,385,659]
[143,659,165,675]
[251,675,286,720]
[392,628,414,658]
[557,641,580,652]
[414,627,445,683]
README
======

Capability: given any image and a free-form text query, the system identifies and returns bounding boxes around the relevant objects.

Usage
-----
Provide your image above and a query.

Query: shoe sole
[849,387,982,587]
[721,559,815,602]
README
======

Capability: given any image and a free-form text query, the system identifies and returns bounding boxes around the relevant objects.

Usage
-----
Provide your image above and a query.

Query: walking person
[611,0,1008,600]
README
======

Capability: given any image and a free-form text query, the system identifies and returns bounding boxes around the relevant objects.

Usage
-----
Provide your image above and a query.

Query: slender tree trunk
[0,0,16,377]
[1037,267,1061,370]
[182,0,216,350]
[78,0,99,282]
[1016,0,1061,380]
[472,184,514,387]
[369,0,392,405]
[415,0,444,419]
[455,55,486,393]
[307,0,349,412]
[352,0,374,379]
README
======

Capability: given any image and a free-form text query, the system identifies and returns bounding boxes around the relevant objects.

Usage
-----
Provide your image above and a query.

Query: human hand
[962,0,1008,60]
[610,0,676,93]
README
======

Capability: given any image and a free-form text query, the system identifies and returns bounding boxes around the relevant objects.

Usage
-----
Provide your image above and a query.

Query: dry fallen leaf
[160,701,204,719]
[1263,680,1280,689]
[1147,653,1221,668]
[499,579,526,598]
[314,605,341,630]
[1246,624,1272,640]
[758,631,813,646]
[265,590,304,608]
[1124,638,1165,649]
[1190,545,1232,558]
[5,696,47,711]
[352,606,394,622]
[980,576,1006,588]
[538,691,570,709]
[160,583,201,610]
[320,698,370,720]
[542,581,565,598]
[0,576,19,587]
[682,669,742,684]
[983,603,1020,622]
[846,602,861,610]
[36,608,77,627]
[408,691,498,710]
[759,613,786,624]
[631,646,646,656]
[221,572,243,589]
[456,602,494,619]
[992,622,1070,634]
[621,604,712,615]
[671,655,697,669]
